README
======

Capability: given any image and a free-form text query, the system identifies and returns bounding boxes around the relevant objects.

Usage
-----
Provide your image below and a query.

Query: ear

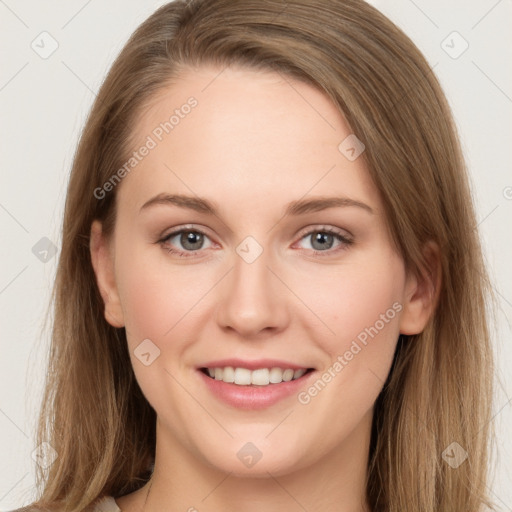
[89,220,125,328]
[399,241,442,335]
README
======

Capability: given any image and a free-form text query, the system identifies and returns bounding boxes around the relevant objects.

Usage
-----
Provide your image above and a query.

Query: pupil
[312,232,333,251]
[181,231,203,250]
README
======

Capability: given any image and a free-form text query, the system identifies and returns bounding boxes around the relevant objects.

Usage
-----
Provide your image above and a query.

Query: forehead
[119,64,381,215]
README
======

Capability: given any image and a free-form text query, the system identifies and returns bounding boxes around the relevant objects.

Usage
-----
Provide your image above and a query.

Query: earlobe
[90,220,125,328]
[399,241,442,335]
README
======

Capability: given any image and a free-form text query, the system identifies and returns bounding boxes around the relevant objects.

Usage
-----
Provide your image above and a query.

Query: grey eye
[178,231,206,251]
[309,232,336,251]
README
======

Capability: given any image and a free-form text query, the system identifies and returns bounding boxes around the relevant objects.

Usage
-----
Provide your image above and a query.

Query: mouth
[199,366,315,386]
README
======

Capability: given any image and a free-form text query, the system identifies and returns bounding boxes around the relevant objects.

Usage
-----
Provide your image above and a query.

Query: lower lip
[198,370,315,410]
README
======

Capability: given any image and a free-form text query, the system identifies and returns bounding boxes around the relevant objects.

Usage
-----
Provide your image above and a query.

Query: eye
[157,225,353,259]
[295,227,353,255]
[158,227,214,258]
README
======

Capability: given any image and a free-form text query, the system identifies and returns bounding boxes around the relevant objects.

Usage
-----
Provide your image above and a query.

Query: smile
[198,363,317,410]
[200,366,313,386]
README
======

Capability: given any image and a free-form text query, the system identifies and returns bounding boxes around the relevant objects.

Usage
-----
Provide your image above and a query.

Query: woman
[19,0,495,511]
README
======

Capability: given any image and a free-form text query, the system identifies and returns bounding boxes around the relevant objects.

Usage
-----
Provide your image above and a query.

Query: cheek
[292,254,405,355]
[113,245,207,406]
[114,239,207,339]
[289,256,405,446]
[337,272,402,347]
[114,243,224,386]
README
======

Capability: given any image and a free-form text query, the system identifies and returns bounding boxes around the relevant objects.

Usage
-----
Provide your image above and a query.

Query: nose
[215,246,290,339]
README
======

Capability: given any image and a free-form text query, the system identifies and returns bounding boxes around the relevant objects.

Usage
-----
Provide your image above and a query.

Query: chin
[200,442,308,478]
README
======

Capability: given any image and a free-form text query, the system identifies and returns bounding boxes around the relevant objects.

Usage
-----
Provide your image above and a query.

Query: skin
[90,65,439,512]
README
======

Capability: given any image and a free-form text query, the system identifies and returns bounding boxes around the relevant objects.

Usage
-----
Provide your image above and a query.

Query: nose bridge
[233,246,271,297]
[215,237,289,336]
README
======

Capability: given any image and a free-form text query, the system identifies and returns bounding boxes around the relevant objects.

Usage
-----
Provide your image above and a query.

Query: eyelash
[157,225,354,259]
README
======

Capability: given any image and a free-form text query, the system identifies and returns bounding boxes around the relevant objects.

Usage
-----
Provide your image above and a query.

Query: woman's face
[92,65,428,477]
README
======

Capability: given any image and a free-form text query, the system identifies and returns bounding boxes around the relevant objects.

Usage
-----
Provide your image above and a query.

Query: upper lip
[198,358,314,371]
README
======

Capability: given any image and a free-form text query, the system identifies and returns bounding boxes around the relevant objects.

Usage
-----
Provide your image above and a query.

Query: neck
[132,410,373,512]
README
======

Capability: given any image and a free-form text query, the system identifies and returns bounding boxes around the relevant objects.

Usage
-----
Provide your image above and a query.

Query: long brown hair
[27,1,495,510]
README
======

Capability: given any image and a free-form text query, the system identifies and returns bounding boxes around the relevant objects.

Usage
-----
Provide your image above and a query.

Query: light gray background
[0,0,510,509]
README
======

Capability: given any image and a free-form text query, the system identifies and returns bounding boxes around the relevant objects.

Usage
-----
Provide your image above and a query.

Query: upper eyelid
[161,227,213,246]
[160,225,352,250]
[161,224,211,237]
[295,224,352,239]
[161,224,351,239]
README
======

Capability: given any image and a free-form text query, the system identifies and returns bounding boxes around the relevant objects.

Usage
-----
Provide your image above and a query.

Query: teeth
[269,367,283,383]
[223,366,235,383]
[204,366,310,386]
[294,369,307,379]
[234,367,252,385]
[251,368,269,386]
[282,369,294,382]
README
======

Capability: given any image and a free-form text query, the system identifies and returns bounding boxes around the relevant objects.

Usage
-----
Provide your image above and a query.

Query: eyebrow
[139,193,374,216]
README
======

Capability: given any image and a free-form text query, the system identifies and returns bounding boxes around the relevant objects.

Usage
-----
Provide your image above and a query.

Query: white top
[94,496,121,512]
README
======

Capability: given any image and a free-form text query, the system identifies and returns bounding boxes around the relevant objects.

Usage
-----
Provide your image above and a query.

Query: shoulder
[91,496,121,512]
